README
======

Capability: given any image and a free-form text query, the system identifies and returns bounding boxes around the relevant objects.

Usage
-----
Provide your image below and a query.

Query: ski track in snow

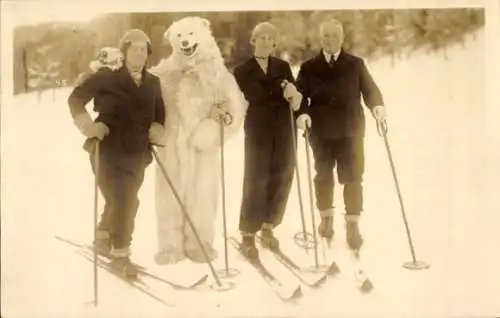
[2,28,500,317]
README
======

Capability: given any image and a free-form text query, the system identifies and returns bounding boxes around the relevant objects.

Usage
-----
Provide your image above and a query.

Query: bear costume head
[163,16,224,67]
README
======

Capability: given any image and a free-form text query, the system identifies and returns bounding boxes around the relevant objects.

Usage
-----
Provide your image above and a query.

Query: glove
[296,114,312,131]
[73,112,109,140]
[372,105,387,122]
[149,122,165,146]
[282,80,302,111]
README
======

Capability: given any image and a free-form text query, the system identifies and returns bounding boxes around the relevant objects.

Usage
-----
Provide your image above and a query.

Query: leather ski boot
[93,230,111,258]
[260,222,279,250]
[110,247,138,278]
[241,232,259,259]
[345,215,364,251]
[318,208,334,245]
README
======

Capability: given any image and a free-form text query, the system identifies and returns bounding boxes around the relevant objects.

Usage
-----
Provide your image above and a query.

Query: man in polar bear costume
[149,16,247,264]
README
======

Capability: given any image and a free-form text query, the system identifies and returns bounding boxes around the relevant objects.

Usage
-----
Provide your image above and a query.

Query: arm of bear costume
[189,73,248,151]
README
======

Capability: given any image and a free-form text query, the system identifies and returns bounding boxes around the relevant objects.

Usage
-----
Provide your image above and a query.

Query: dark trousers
[239,123,296,234]
[90,148,148,250]
[309,135,365,216]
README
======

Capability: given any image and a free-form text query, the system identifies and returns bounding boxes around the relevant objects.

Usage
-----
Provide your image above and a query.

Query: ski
[55,235,208,290]
[255,236,332,288]
[346,248,373,293]
[227,236,302,302]
[76,249,174,307]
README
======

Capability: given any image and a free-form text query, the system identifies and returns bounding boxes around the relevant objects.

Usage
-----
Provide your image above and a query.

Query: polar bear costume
[149,17,247,264]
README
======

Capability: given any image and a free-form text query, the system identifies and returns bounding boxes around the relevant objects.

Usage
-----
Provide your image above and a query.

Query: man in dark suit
[233,22,303,258]
[295,18,387,250]
[68,29,166,276]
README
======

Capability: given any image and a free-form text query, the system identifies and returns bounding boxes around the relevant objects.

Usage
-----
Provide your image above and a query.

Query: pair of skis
[229,235,373,302]
[228,236,340,302]
[346,249,374,293]
[56,236,208,307]
[321,236,374,293]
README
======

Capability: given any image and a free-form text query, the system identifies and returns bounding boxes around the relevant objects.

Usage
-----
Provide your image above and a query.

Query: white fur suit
[149,17,247,264]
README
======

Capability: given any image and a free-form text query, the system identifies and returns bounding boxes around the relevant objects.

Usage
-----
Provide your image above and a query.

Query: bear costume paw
[154,250,186,265]
[185,246,218,263]
[189,119,220,150]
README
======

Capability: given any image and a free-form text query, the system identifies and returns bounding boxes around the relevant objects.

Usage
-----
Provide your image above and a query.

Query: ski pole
[288,105,313,252]
[376,120,429,270]
[216,111,239,279]
[303,126,320,268]
[151,146,233,289]
[92,139,100,306]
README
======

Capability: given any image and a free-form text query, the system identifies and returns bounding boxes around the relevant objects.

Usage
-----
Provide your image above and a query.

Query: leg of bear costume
[183,147,220,263]
[154,145,186,265]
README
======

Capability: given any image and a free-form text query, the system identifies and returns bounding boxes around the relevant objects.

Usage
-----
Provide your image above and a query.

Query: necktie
[329,55,336,68]
[131,71,142,86]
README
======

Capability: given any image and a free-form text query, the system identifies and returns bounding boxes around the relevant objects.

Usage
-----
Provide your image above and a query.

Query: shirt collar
[323,49,341,62]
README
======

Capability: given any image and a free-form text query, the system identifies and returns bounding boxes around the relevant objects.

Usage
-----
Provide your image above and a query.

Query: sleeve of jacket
[233,65,258,106]
[153,76,166,126]
[282,62,303,120]
[359,58,384,110]
[67,69,108,119]
[294,63,310,117]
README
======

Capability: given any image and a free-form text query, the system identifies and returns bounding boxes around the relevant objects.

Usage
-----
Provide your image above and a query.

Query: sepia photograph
[1,0,499,317]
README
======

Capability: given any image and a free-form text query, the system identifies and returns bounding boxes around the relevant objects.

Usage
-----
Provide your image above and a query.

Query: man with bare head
[295,18,386,251]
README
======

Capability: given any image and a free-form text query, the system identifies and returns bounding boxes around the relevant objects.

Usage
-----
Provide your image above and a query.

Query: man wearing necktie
[68,29,166,277]
[295,18,387,251]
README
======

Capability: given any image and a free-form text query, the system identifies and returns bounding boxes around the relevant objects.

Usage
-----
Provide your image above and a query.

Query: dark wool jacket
[68,65,166,155]
[233,56,298,137]
[296,49,384,139]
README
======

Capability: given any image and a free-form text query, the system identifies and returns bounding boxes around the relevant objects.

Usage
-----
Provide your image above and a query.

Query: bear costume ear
[201,18,211,28]
[163,26,171,41]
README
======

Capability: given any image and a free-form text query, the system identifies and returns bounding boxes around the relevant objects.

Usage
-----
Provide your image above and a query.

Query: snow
[2,27,500,317]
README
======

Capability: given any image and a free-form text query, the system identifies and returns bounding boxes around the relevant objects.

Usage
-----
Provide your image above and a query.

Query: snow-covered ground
[2,27,499,318]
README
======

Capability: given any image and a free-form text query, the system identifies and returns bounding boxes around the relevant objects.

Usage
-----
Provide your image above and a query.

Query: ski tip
[326,262,341,276]
[288,285,303,300]
[359,279,374,293]
[189,274,209,288]
[312,274,328,288]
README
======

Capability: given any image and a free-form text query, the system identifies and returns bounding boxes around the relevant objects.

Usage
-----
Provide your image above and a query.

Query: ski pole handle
[211,105,233,126]
[221,112,233,126]
[150,143,164,148]
[377,119,388,137]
